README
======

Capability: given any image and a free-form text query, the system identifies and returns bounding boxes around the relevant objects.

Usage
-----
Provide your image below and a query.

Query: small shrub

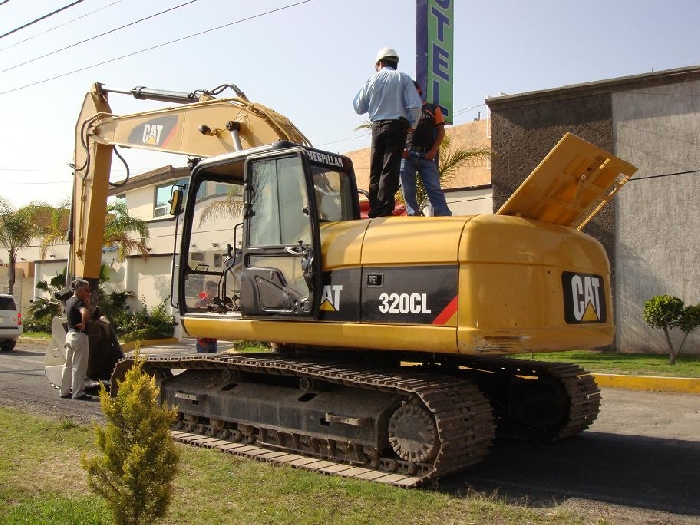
[25,272,65,332]
[119,300,175,342]
[99,290,135,334]
[82,351,180,525]
[643,295,700,364]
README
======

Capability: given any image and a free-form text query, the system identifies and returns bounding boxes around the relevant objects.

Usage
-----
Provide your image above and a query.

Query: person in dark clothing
[353,47,422,217]
[195,280,218,353]
[60,279,93,400]
[400,81,452,217]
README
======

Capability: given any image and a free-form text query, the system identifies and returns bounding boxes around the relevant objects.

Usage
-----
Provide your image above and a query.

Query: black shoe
[74,394,93,401]
[60,393,71,399]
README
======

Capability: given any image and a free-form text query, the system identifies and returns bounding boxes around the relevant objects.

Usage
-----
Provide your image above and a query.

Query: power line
[0,0,86,40]
[0,0,313,96]
[1,0,202,74]
[0,0,124,55]
[0,0,12,7]
[630,169,698,181]
[453,103,486,117]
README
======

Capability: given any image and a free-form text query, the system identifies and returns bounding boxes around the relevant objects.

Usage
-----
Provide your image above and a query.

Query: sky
[0,0,698,208]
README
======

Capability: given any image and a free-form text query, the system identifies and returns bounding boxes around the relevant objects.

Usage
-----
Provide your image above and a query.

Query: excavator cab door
[239,152,321,318]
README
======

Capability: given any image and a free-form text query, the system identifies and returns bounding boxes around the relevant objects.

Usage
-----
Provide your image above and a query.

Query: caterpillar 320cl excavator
[52,82,636,487]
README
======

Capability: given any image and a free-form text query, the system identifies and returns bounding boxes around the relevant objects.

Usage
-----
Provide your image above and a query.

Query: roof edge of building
[486,64,700,109]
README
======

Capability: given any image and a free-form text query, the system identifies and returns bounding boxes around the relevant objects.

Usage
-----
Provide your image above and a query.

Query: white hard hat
[375,47,399,63]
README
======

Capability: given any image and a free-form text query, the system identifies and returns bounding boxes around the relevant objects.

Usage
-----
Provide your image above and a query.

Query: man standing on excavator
[353,47,422,217]
[400,81,452,217]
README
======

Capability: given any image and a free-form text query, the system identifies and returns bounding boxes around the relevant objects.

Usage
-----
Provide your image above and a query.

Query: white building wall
[446,187,493,216]
[126,255,174,307]
[613,80,700,353]
[126,185,157,220]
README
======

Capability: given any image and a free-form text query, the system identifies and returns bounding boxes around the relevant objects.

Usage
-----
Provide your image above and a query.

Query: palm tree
[0,198,49,295]
[38,198,71,260]
[39,200,150,262]
[103,200,150,261]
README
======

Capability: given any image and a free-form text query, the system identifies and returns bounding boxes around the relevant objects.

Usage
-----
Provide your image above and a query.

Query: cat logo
[320,284,343,312]
[142,124,164,145]
[562,272,607,323]
[127,115,178,148]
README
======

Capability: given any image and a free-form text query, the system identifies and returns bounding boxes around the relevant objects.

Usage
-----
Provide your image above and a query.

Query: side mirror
[169,188,184,216]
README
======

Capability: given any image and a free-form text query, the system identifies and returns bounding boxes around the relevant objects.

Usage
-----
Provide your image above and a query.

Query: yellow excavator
[51,82,636,487]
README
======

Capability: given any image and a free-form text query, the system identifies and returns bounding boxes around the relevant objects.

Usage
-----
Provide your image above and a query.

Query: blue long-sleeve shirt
[353,67,422,128]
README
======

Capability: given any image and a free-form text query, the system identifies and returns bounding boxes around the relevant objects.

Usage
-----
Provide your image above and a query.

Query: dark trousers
[369,120,408,217]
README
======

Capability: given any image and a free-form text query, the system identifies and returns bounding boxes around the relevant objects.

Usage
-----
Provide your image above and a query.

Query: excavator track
[112,354,496,487]
[458,356,601,441]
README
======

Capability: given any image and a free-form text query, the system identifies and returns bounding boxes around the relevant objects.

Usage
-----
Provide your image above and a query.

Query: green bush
[82,351,180,525]
[24,297,61,333]
[119,300,175,342]
[27,269,175,342]
[24,271,66,333]
[99,290,135,334]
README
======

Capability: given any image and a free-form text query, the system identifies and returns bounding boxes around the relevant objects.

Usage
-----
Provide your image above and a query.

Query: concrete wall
[613,80,700,353]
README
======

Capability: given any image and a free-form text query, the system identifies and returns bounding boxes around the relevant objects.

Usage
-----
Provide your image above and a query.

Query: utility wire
[630,169,697,181]
[1,0,201,74]
[0,0,12,7]
[0,0,313,97]
[453,103,486,117]
[0,0,123,54]
[0,0,86,40]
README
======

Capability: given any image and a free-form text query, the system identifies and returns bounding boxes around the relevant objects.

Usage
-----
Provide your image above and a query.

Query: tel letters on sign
[415,0,454,124]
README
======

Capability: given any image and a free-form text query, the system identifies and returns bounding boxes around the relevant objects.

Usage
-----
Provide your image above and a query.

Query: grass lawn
[517,350,700,378]
[0,406,616,525]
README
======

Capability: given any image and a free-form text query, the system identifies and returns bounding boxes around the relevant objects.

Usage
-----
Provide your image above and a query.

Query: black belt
[373,117,409,126]
[408,145,430,152]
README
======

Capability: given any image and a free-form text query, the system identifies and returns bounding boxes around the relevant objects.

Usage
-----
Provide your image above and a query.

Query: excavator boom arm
[70,82,310,282]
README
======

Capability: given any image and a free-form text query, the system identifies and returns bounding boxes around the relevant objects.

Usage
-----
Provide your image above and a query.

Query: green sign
[416,0,454,123]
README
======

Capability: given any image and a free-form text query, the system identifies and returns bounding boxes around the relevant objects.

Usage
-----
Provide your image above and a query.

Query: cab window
[248,156,310,247]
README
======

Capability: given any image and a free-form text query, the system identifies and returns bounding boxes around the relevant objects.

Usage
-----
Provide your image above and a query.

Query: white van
[0,294,22,351]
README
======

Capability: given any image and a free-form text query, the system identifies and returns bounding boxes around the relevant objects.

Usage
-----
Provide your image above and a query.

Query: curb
[121,337,179,352]
[592,373,700,394]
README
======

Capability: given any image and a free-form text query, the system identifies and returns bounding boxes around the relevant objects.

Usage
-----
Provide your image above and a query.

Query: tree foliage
[25,269,67,332]
[118,300,176,342]
[82,351,179,525]
[38,199,150,262]
[38,198,71,259]
[103,200,151,261]
[0,197,51,294]
[643,295,700,365]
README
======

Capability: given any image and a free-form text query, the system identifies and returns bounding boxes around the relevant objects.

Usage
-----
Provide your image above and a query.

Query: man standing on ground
[400,81,452,217]
[353,47,422,217]
[60,279,92,400]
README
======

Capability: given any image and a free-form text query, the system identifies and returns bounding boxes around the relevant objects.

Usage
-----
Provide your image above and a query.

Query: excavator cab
[175,143,359,326]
